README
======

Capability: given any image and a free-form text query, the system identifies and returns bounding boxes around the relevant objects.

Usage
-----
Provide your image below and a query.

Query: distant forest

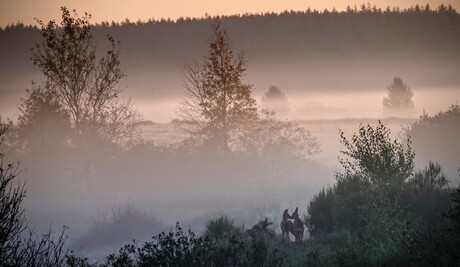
[1,4,459,103]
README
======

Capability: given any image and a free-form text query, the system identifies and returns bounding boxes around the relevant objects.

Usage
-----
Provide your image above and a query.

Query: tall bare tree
[29,7,140,145]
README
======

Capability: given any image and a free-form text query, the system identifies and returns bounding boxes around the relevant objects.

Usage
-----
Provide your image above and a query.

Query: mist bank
[1,8,460,119]
[131,87,459,122]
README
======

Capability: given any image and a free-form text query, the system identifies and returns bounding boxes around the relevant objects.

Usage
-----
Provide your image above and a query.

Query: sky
[1,0,459,27]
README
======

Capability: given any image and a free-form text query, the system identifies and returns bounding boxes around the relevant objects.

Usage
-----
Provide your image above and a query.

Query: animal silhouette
[280,209,293,240]
[291,207,304,242]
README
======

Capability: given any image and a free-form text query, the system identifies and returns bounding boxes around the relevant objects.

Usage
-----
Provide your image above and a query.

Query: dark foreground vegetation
[2,119,460,266]
[65,121,459,266]
[1,5,460,267]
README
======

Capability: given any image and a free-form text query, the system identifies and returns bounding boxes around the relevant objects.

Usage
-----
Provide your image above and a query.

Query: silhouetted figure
[280,209,293,240]
[291,207,304,242]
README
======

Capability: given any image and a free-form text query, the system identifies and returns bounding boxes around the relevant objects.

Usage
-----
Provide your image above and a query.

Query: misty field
[141,118,416,168]
[1,3,460,267]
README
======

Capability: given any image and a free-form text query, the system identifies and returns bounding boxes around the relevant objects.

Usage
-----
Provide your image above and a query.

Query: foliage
[413,104,460,127]
[359,189,419,264]
[407,104,460,180]
[2,5,460,116]
[18,84,71,149]
[446,183,460,227]
[0,125,26,263]
[409,161,448,190]
[306,121,454,265]
[6,228,69,267]
[204,216,242,240]
[3,6,460,266]
[237,111,320,177]
[401,162,452,232]
[74,204,167,249]
[261,86,289,117]
[303,121,458,265]
[176,22,320,182]
[306,174,370,236]
[240,111,320,159]
[398,184,460,266]
[383,77,415,117]
[178,21,257,153]
[30,7,140,145]
[338,121,414,189]
[68,220,285,267]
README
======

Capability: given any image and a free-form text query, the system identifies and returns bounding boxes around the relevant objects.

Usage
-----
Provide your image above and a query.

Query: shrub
[306,121,454,265]
[69,219,285,267]
[74,204,167,249]
[204,216,242,240]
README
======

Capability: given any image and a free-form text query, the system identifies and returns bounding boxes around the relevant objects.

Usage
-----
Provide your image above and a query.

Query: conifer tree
[383,77,415,117]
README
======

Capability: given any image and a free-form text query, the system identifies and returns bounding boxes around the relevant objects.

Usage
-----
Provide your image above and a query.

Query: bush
[74,204,167,249]
[408,104,460,180]
[306,175,369,236]
[398,184,460,266]
[306,121,454,265]
[204,216,242,240]
[402,162,453,231]
[338,121,414,189]
[68,219,285,267]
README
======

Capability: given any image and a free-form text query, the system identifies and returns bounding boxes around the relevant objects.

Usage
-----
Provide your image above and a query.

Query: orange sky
[1,0,458,27]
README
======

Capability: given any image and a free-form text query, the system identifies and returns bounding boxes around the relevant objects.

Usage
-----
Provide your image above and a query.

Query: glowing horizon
[1,0,458,27]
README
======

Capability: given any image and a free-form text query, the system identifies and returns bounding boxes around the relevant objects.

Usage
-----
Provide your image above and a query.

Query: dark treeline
[1,4,459,104]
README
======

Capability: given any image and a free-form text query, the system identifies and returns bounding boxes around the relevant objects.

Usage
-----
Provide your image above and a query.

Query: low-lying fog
[6,86,455,259]
[1,71,458,260]
[1,10,459,260]
[2,89,458,207]
[135,87,460,122]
